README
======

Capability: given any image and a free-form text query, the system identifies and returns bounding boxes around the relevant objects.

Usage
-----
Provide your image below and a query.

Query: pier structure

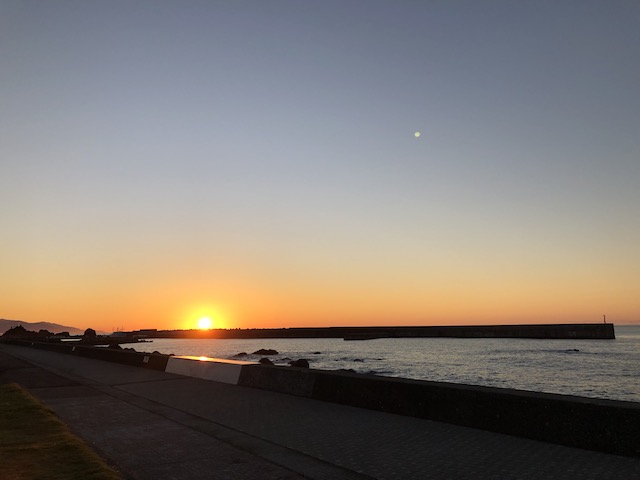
[135,323,616,340]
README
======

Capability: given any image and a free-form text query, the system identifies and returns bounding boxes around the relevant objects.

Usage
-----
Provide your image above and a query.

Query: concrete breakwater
[338,323,615,340]
[3,335,637,458]
[135,323,616,340]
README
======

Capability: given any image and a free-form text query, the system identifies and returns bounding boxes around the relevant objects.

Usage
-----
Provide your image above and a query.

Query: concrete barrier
[165,356,254,384]
[1,339,171,371]
[239,364,317,397]
[238,363,640,458]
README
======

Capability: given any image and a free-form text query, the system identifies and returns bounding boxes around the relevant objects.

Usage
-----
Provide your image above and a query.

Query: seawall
[238,364,640,458]
[2,334,637,458]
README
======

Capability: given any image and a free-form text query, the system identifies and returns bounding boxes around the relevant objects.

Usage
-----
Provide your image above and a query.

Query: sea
[133,325,640,403]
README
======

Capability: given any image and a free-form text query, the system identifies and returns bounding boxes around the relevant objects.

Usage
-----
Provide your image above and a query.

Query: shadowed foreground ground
[1,343,639,480]
[0,382,122,479]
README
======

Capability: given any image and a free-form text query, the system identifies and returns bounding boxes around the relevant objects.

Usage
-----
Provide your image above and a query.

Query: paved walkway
[1,343,639,480]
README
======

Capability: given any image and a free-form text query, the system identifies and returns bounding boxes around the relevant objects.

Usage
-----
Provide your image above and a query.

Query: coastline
[5,342,640,479]
[2,336,639,458]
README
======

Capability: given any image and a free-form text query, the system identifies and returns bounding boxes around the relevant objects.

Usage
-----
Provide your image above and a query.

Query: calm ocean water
[134,325,640,403]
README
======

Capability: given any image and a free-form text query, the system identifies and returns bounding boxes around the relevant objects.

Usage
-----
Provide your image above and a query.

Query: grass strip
[0,383,122,480]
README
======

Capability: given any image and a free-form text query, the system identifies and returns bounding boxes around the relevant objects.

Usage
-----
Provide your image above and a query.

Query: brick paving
[2,344,639,479]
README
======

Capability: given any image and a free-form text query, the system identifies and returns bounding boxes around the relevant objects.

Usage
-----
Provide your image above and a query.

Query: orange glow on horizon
[176,303,232,331]
[4,269,638,332]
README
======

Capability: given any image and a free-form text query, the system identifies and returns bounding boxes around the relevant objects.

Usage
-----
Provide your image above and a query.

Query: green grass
[0,383,122,480]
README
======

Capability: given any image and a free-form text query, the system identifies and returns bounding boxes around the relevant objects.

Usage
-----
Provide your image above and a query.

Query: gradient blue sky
[2,1,638,331]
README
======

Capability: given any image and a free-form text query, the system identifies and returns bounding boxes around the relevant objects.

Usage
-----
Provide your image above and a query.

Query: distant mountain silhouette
[0,318,84,335]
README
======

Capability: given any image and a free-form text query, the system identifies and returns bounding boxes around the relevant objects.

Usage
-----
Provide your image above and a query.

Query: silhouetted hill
[0,319,84,335]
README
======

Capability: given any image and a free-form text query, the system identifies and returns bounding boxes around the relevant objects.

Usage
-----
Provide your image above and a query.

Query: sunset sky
[2,1,638,332]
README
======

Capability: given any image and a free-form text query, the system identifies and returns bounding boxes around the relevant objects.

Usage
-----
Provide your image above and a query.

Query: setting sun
[179,305,230,330]
[197,317,212,330]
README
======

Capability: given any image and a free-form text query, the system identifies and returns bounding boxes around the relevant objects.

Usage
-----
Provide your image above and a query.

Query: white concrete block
[165,356,255,384]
